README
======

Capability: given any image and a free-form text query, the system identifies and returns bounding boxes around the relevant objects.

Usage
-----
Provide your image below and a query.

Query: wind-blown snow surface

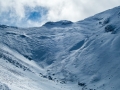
[1,6,120,90]
[0,82,10,90]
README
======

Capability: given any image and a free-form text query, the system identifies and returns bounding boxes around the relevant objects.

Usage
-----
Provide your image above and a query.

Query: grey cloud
[0,0,119,27]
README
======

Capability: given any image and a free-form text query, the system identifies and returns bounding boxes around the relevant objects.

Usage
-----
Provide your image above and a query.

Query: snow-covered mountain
[0,6,120,90]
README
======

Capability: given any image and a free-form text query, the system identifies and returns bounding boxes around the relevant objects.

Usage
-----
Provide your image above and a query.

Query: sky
[0,0,119,27]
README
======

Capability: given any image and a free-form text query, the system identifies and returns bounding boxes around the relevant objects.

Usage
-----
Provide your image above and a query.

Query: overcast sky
[0,0,119,27]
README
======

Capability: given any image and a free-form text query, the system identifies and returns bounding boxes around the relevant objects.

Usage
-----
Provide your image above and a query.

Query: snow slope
[0,44,79,90]
[0,6,120,90]
[0,82,10,90]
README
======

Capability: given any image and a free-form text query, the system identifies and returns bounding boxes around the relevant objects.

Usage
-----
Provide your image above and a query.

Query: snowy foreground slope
[0,6,120,90]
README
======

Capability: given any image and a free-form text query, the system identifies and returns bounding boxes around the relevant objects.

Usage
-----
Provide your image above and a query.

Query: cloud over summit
[0,0,119,27]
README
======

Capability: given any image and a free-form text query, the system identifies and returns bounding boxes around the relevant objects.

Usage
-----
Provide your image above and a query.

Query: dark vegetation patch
[105,24,115,33]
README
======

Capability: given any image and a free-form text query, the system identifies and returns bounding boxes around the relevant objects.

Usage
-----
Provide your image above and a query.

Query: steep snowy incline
[0,82,10,90]
[48,6,120,90]
[0,6,120,90]
[0,21,84,90]
[0,44,79,90]
[0,20,85,68]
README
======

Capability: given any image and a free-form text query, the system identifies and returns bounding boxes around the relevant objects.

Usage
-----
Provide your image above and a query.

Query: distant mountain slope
[0,6,120,90]
[48,6,120,90]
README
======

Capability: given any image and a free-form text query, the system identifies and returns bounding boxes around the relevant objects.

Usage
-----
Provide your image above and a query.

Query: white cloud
[0,0,119,27]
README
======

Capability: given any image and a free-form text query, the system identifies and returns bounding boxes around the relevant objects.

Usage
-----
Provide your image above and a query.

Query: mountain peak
[43,20,73,28]
[0,6,120,90]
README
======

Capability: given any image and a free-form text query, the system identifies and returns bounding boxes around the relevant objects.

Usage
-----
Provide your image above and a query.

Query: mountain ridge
[0,6,120,90]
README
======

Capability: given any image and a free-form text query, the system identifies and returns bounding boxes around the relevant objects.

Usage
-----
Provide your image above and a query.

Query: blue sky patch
[28,11,41,21]
[25,6,48,22]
